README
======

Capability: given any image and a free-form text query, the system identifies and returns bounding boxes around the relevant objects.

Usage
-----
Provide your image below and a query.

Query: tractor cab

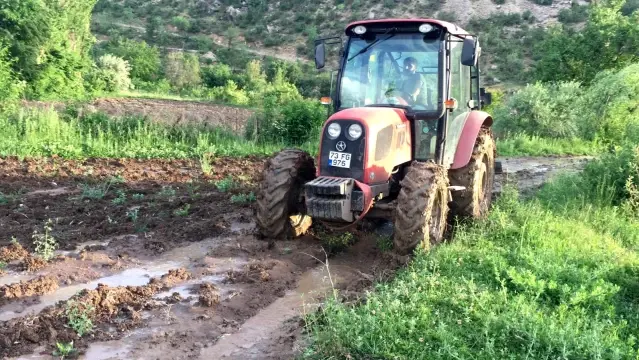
[314,19,491,166]
[256,19,497,255]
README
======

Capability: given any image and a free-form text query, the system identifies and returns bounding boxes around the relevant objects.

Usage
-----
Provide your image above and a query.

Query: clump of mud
[0,268,192,358]
[22,255,47,272]
[0,275,59,302]
[197,283,220,307]
[225,262,274,284]
[0,243,29,262]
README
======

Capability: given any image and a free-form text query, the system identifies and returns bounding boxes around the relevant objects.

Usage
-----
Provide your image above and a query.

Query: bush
[251,97,325,145]
[209,80,250,105]
[88,54,133,93]
[171,16,191,31]
[163,52,201,89]
[493,82,582,139]
[100,38,161,82]
[202,64,234,88]
[579,63,639,144]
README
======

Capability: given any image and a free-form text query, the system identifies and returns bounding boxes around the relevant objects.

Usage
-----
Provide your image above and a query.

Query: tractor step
[495,160,503,174]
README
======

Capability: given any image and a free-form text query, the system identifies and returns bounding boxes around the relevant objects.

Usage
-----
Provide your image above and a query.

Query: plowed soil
[0,154,590,359]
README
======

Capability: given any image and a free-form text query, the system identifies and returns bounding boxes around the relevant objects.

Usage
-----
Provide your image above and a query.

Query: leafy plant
[200,152,214,175]
[0,192,7,205]
[32,219,57,261]
[158,186,177,198]
[111,190,127,205]
[215,176,236,192]
[65,300,94,337]
[53,341,75,359]
[0,261,7,270]
[173,204,190,216]
[132,193,145,201]
[230,192,256,204]
[126,207,140,223]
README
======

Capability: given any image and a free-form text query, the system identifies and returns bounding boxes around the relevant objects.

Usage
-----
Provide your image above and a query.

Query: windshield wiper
[347,28,396,62]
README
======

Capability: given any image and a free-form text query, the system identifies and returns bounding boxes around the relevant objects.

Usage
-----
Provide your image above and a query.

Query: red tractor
[256,18,496,254]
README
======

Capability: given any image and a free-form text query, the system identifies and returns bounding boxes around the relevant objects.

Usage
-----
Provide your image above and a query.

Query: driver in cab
[399,57,424,104]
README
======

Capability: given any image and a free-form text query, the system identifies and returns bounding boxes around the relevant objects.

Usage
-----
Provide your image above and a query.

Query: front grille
[319,120,366,181]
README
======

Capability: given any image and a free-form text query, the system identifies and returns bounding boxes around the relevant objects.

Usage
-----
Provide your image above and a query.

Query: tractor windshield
[339,33,441,111]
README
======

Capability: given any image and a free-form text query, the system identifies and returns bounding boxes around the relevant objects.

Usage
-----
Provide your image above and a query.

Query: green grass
[0,108,316,159]
[306,175,639,358]
[497,133,602,157]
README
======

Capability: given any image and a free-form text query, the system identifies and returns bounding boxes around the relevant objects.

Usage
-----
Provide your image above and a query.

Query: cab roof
[345,18,470,37]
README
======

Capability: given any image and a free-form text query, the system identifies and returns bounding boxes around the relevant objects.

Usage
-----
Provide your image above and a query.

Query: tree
[163,52,201,89]
[0,0,98,99]
[91,54,133,93]
[534,0,639,84]
[225,27,240,49]
[0,45,25,112]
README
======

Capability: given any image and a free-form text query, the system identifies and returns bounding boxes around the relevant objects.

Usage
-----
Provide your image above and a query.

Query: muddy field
[0,155,591,359]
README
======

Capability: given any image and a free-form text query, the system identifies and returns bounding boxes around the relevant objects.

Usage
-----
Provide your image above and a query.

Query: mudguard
[451,110,493,170]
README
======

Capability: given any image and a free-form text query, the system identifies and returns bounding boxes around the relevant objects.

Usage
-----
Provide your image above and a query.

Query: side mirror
[315,41,326,70]
[480,87,492,107]
[461,37,479,67]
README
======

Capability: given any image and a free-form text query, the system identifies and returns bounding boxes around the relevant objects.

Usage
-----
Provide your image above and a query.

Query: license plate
[328,151,351,168]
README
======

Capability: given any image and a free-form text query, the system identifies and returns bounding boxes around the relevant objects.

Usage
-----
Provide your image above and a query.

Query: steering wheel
[384,89,413,106]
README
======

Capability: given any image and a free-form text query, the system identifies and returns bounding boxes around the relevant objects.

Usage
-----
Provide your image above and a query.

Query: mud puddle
[495,155,592,194]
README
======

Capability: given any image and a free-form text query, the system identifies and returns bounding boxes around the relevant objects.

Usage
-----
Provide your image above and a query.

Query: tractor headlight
[347,124,363,140]
[327,123,341,139]
[353,25,367,35]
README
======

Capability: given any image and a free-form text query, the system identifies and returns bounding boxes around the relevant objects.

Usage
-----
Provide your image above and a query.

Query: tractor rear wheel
[255,149,316,240]
[393,161,449,255]
[449,127,496,218]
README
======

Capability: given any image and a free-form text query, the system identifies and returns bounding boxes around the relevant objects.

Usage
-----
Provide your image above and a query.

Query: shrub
[202,64,234,88]
[88,54,133,93]
[252,97,325,145]
[579,63,639,144]
[101,38,161,82]
[210,80,250,105]
[164,52,201,89]
[493,82,582,139]
[171,16,191,31]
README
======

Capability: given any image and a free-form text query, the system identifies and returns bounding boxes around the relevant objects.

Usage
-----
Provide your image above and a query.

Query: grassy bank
[0,108,316,159]
[497,134,602,157]
[305,152,639,359]
[0,107,602,161]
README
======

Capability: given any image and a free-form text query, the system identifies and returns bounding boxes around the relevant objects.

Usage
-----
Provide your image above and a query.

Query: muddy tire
[255,149,316,240]
[393,161,449,255]
[449,127,496,218]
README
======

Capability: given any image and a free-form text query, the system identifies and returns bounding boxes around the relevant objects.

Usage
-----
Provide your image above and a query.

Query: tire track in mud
[0,155,592,359]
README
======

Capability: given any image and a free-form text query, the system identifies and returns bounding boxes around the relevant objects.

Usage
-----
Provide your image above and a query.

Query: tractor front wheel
[449,127,496,218]
[393,161,449,255]
[255,149,316,240]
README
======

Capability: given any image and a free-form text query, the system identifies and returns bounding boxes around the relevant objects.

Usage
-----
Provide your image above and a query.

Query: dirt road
[0,155,590,359]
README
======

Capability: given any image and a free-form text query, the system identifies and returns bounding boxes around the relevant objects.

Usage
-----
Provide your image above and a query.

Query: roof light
[353,25,367,35]
[419,24,435,33]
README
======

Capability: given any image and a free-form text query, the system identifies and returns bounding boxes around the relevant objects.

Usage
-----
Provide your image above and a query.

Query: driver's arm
[408,75,424,99]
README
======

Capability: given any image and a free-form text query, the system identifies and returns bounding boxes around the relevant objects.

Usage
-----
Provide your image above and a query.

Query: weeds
[126,207,140,222]
[111,189,127,205]
[375,235,393,252]
[318,231,355,253]
[158,185,177,198]
[200,152,214,175]
[215,176,236,192]
[65,300,94,337]
[0,261,6,270]
[173,204,190,216]
[32,219,57,261]
[132,193,145,200]
[53,341,75,359]
[0,192,7,205]
[230,192,256,204]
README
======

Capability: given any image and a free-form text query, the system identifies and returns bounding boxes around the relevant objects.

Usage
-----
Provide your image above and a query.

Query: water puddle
[0,262,181,322]
[230,221,254,233]
[82,341,133,360]
[0,271,36,287]
[199,265,334,359]
[153,274,226,301]
[56,240,111,257]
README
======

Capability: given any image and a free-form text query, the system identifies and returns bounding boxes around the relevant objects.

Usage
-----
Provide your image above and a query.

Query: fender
[451,110,493,170]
